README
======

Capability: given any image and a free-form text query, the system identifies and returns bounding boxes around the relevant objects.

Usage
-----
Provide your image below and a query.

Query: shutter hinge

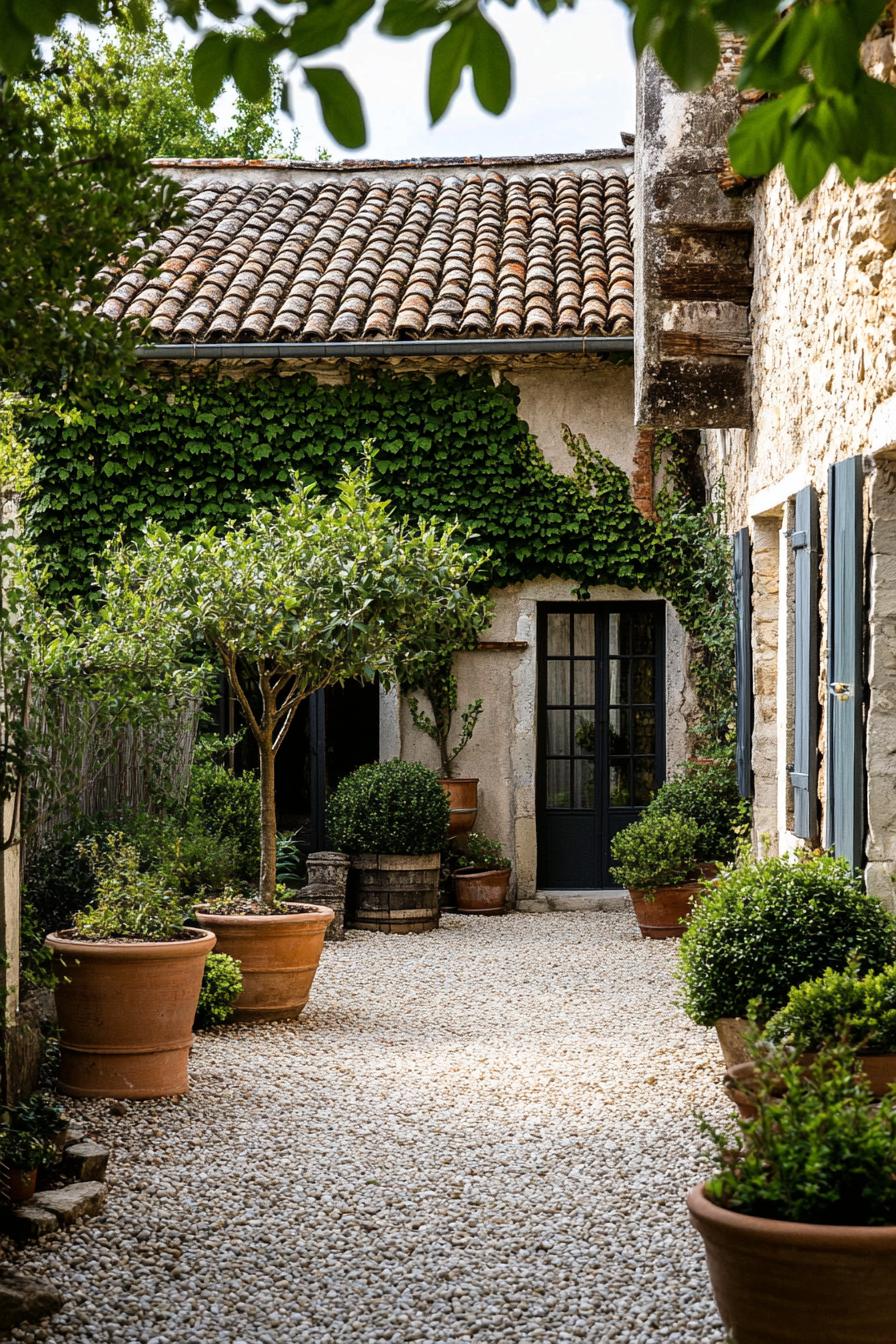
[830,682,852,701]
[790,530,808,550]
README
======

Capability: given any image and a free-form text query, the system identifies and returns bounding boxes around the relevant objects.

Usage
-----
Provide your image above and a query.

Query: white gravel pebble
[5,911,729,1344]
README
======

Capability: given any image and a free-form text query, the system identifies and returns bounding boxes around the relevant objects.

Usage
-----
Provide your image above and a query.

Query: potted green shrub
[678,851,896,1066]
[609,812,701,939]
[96,462,484,1017]
[46,833,215,1098]
[14,1091,68,1163]
[1,1129,54,1204]
[327,760,449,934]
[764,961,896,1097]
[644,759,749,871]
[451,833,511,915]
[689,1043,896,1344]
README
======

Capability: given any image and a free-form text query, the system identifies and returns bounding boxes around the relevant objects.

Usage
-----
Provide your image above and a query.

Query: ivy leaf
[811,4,861,94]
[12,0,60,35]
[230,35,272,103]
[0,6,35,73]
[653,10,719,92]
[205,0,240,20]
[470,11,512,116]
[304,65,366,147]
[191,31,230,107]
[428,15,475,123]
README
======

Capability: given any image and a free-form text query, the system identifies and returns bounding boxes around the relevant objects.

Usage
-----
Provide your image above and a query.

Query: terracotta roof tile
[102,163,635,344]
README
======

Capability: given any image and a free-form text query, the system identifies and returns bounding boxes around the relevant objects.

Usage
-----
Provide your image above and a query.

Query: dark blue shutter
[826,456,865,871]
[791,486,819,841]
[733,528,753,799]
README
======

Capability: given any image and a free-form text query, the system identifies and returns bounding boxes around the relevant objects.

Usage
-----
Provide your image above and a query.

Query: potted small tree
[678,851,896,1066]
[609,812,702,938]
[690,1043,896,1343]
[327,760,449,933]
[95,461,484,1017]
[398,589,492,840]
[1,1129,53,1204]
[46,833,215,1098]
[451,833,511,914]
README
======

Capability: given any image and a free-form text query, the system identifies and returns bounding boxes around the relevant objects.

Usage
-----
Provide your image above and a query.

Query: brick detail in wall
[633,429,656,519]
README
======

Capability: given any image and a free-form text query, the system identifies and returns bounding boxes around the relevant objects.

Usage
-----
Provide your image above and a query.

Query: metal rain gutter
[135,336,634,362]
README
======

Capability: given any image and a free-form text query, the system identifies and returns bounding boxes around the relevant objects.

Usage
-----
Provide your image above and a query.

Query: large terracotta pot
[453,867,510,915]
[687,1182,896,1343]
[349,853,441,933]
[46,927,215,1099]
[441,777,478,838]
[194,904,333,1022]
[628,880,701,939]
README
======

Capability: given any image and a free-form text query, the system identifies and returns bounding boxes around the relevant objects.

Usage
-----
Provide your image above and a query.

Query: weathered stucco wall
[703,33,896,884]
[510,362,637,476]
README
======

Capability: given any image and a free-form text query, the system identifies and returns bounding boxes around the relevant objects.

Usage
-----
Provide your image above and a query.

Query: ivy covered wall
[22,369,658,602]
[20,366,734,742]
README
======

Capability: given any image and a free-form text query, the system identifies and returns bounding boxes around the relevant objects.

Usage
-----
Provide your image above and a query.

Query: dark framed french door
[536,602,666,889]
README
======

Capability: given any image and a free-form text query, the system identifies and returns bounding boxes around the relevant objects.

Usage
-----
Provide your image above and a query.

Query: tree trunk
[258,733,278,907]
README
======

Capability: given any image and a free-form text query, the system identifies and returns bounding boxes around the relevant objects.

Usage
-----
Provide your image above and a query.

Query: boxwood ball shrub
[195,953,243,1030]
[609,812,700,894]
[645,760,748,863]
[678,851,896,1026]
[327,760,450,855]
[766,962,896,1055]
[701,1043,896,1226]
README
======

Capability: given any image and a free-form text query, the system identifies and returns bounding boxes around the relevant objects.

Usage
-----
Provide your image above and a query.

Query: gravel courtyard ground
[7,911,730,1344]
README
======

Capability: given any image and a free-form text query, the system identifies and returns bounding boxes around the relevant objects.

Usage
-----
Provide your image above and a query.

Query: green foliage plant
[766,962,896,1056]
[91,462,481,905]
[678,851,896,1027]
[645,761,749,864]
[13,1092,66,1144]
[327,760,449,856]
[453,832,509,872]
[0,1128,54,1173]
[194,952,243,1030]
[701,1042,896,1226]
[609,812,700,895]
[275,832,306,889]
[72,833,187,941]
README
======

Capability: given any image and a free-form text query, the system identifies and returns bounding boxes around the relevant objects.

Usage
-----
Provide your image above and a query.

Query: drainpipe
[136,336,634,361]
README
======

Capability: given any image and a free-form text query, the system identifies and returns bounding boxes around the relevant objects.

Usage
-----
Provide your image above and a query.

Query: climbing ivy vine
[18,369,734,743]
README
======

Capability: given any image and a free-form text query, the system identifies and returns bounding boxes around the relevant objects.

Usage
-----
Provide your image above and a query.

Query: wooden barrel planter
[350,853,441,934]
[442,778,478,839]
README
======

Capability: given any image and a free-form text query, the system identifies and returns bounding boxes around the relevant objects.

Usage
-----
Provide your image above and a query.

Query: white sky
[270,2,636,161]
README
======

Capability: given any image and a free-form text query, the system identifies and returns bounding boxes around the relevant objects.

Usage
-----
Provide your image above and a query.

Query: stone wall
[702,34,896,878]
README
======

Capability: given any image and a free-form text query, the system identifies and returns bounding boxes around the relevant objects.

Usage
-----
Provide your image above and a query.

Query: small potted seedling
[451,833,511,915]
[2,1129,54,1204]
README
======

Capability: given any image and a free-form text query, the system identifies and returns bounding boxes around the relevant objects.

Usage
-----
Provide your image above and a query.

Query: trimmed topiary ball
[645,760,748,863]
[678,850,896,1026]
[326,760,449,855]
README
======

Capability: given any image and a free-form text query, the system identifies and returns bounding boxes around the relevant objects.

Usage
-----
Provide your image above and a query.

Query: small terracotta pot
[628,880,701,939]
[442,777,478,839]
[194,904,333,1022]
[453,867,510,915]
[723,1061,784,1119]
[687,1182,896,1343]
[8,1167,37,1204]
[715,1016,751,1068]
[47,927,215,1099]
